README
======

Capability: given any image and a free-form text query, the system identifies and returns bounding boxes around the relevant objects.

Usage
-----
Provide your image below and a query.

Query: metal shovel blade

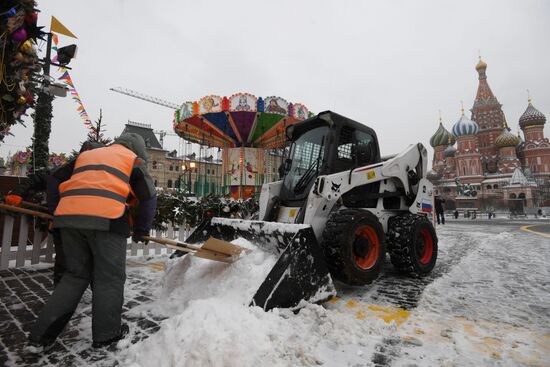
[184,218,336,311]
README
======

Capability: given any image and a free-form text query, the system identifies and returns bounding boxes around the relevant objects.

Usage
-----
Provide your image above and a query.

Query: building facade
[121,122,223,195]
[428,59,550,212]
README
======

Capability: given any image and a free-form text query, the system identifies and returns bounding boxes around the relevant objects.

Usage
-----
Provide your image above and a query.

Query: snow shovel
[0,203,54,220]
[143,235,249,263]
[181,217,336,311]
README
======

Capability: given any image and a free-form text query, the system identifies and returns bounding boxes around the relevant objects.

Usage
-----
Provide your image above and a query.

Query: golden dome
[495,128,520,148]
[475,58,487,71]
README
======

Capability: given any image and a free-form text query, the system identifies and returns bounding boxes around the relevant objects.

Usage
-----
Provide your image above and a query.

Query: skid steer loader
[183,111,438,311]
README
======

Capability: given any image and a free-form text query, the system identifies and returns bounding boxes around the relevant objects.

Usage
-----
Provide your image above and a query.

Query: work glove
[5,194,23,207]
[132,231,149,244]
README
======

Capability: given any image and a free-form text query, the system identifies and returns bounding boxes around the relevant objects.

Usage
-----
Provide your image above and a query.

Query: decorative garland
[0,0,44,142]
[152,191,259,230]
[9,148,68,171]
[29,90,53,171]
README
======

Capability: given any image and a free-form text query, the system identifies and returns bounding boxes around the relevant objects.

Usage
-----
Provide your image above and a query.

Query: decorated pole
[31,17,78,172]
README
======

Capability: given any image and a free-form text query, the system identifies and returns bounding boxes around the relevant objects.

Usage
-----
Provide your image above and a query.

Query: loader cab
[280,111,381,208]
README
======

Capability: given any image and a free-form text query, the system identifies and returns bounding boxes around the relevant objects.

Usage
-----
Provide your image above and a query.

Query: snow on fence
[1,213,192,270]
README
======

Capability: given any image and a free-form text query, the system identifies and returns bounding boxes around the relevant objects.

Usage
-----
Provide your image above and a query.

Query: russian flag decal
[421,199,433,213]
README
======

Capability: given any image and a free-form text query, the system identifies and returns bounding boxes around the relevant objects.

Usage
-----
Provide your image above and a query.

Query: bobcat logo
[331,182,341,193]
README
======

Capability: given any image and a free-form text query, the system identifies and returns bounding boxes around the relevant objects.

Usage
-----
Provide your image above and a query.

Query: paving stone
[1,261,164,366]
[137,318,158,330]
[1,328,27,346]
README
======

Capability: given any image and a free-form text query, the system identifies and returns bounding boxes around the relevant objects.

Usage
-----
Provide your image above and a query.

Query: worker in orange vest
[27,133,157,352]
[4,141,104,287]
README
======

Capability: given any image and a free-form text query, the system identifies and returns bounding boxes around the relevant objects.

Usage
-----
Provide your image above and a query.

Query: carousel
[173,93,311,199]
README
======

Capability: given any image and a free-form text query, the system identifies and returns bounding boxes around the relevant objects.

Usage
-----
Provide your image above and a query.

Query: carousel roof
[173,93,312,149]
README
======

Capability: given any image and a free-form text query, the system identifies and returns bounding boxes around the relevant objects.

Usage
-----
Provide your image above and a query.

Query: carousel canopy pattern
[173,93,312,149]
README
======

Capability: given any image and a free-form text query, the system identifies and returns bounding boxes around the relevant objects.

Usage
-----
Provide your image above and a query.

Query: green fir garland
[29,90,54,172]
[152,192,259,230]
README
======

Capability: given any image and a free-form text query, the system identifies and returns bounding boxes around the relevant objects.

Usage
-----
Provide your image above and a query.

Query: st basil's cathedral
[428,59,550,212]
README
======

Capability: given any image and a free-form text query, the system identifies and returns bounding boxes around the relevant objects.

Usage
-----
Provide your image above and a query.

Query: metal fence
[0,213,192,270]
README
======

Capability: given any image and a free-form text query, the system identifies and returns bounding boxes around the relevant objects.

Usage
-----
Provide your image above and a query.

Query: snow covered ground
[113,222,550,367]
[2,221,548,366]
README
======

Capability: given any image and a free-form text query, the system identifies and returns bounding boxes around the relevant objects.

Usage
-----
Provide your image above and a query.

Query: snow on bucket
[178,218,337,310]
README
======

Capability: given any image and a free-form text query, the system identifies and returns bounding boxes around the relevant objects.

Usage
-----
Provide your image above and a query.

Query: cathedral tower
[429,117,455,176]
[452,109,483,181]
[471,58,507,173]
[519,98,550,175]
[495,121,521,174]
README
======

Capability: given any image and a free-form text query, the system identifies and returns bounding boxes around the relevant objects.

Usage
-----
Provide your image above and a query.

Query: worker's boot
[92,324,129,349]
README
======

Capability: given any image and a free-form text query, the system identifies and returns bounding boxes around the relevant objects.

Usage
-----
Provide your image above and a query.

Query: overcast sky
[1,0,549,163]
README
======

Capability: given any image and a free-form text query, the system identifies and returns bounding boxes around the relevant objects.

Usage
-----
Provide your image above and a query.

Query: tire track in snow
[333,226,491,366]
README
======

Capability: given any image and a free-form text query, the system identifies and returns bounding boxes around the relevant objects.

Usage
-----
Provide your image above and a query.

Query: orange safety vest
[55,144,137,219]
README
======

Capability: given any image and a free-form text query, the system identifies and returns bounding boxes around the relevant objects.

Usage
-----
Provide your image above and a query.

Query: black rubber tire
[387,214,438,274]
[321,209,386,285]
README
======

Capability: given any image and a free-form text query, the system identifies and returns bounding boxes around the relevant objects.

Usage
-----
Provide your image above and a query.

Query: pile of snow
[120,238,389,367]
[118,226,550,366]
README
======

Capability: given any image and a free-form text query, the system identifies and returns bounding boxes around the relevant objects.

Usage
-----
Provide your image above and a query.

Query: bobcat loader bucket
[183,217,336,311]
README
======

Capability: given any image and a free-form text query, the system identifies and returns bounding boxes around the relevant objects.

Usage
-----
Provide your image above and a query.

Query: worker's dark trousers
[51,229,66,287]
[30,228,126,344]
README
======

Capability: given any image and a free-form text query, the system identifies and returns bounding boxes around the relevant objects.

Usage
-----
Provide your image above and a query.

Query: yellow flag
[50,16,77,39]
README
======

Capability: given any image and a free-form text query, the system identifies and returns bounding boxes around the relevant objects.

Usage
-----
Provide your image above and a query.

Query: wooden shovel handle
[1,196,49,212]
[142,236,201,251]
[142,236,232,263]
[0,203,53,220]
[21,201,49,212]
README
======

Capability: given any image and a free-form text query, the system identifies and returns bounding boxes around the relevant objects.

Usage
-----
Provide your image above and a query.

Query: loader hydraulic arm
[302,143,429,238]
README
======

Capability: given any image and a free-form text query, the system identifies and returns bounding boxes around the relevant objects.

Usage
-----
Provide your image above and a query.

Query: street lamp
[189,162,196,195]
[177,164,187,192]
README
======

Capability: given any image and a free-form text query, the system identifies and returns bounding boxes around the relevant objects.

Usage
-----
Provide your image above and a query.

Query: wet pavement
[0,258,167,367]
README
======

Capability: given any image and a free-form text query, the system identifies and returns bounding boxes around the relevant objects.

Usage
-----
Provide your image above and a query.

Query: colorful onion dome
[430,122,455,147]
[426,169,442,182]
[444,144,456,157]
[519,101,546,129]
[475,58,487,71]
[495,128,520,148]
[452,112,479,137]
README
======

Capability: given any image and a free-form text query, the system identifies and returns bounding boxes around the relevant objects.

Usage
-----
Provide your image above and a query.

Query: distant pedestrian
[27,133,157,353]
[454,210,459,219]
[434,196,446,225]
[488,211,492,219]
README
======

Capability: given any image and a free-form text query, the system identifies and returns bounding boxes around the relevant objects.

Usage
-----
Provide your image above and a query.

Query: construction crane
[111,87,181,148]
[110,87,179,110]
[112,87,214,159]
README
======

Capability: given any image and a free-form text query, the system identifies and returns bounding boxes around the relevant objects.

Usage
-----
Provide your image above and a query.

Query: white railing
[1,213,193,270]
[0,215,54,270]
